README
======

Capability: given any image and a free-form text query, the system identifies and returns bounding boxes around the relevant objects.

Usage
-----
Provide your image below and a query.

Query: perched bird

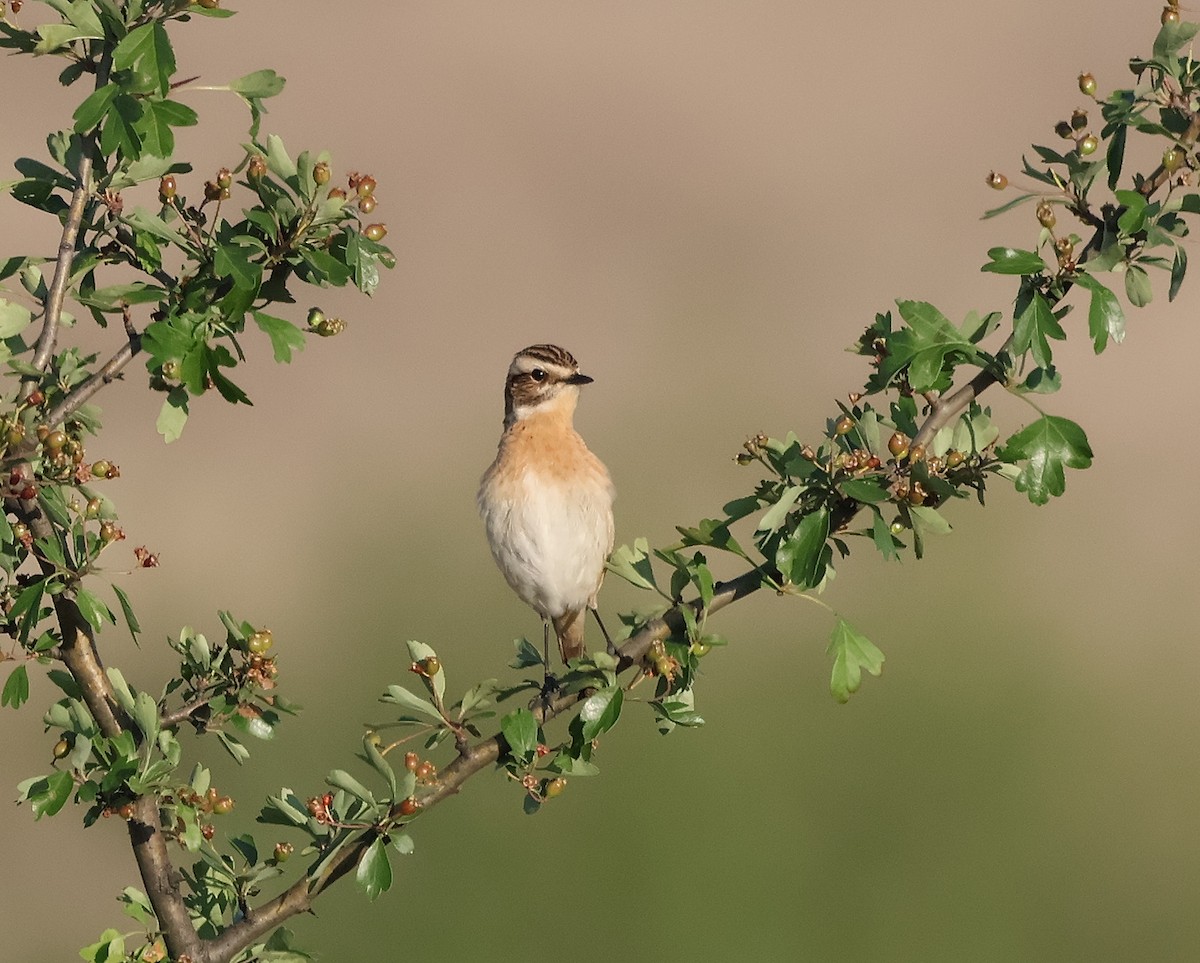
[478,344,615,667]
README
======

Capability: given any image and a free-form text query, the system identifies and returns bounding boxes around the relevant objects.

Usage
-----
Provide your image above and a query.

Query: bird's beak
[567,372,593,385]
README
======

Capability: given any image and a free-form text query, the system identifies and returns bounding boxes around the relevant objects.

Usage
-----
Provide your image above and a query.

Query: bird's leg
[539,619,559,707]
[590,606,616,656]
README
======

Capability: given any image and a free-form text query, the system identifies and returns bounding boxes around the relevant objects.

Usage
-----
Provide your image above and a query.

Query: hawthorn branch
[197,567,768,963]
[31,149,94,375]
[43,325,143,427]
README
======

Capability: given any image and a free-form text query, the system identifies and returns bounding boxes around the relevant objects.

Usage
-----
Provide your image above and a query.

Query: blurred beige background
[3,1,1200,960]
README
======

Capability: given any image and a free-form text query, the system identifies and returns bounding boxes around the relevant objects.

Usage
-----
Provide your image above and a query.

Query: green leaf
[100,93,144,159]
[1124,264,1153,307]
[606,538,659,593]
[981,191,1038,220]
[839,477,890,504]
[776,507,829,589]
[579,686,623,741]
[1154,19,1200,59]
[1106,123,1126,190]
[981,247,1047,275]
[252,311,305,363]
[356,837,392,901]
[214,242,261,291]
[997,415,1093,505]
[827,618,884,704]
[76,587,115,632]
[73,82,118,133]
[2,664,29,709]
[112,21,175,96]
[756,484,803,532]
[156,388,189,443]
[890,300,979,392]
[326,769,376,806]
[132,690,159,743]
[500,707,539,762]
[1115,189,1148,235]
[230,69,286,100]
[29,770,74,818]
[1169,245,1187,302]
[1073,272,1126,353]
[909,504,952,536]
[870,508,901,562]
[0,298,33,338]
[380,684,440,720]
[78,929,125,963]
[1013,284,1065,368]
[510,637,544,669]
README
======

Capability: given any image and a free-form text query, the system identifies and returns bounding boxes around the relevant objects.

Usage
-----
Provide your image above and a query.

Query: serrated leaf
[500,707,538,762]
[606,538,658,592]
[1154,19,1200,59]
[76,587,115,632]
[112,21,175,96]
[356,837,392,901]
[1073,272,1126,353]
[997,415,1093,505]
[776,507,829,588]
[1013,285,1065,368]
[827,618,884,704]
[29,770,74,818]
[252,311,306,363]
[2,664,29,709]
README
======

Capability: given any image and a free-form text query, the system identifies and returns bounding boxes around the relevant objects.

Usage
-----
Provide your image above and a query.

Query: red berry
[398,797,419,816]
[404,752,420,772]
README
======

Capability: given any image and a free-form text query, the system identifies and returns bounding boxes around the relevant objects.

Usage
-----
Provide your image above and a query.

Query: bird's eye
[530,368,547,382]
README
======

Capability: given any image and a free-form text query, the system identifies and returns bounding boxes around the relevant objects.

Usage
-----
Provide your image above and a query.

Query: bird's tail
[551,609,586,663]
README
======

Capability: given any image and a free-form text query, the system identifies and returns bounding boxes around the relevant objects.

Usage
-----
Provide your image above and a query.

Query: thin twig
[32,150,94,374]
[43,328,142,427]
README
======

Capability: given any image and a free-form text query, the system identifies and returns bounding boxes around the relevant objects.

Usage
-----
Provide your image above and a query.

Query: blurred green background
[4,2,1200,960]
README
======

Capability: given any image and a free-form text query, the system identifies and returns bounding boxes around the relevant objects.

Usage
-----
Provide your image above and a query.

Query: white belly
[480,470,613,619]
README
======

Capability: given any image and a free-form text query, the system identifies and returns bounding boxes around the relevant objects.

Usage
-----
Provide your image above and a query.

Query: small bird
[478,344,615,668]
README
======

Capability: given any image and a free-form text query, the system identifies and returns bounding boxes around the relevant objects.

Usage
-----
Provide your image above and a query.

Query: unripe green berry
[1163,147,1185,173]
[313,161,331,186]
[363,223,387,242]
[1078,72,1097,97]
[1036,202,1056,229]
[833,415,854,436]
[159,175,177,201]
[1079,134,1099,155]
[986,171,1008,190]
[545,777,567,799]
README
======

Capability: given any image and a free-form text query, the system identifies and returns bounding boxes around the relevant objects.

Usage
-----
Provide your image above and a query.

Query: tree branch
[31,149,94,374]
[197,567,768,962]
[43,327,142,427]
